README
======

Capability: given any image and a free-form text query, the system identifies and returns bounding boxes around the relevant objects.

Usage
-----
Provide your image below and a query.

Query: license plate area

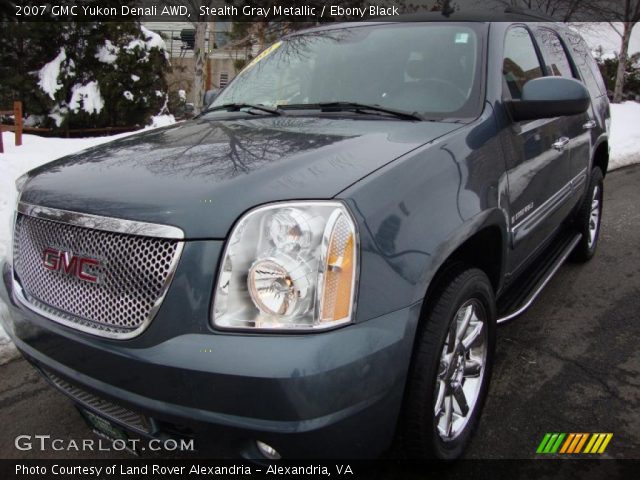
[78,407,138,454]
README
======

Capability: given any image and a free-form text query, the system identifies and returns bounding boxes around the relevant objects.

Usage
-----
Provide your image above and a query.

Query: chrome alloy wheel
[588,185,601,249]
[434,299,488,441]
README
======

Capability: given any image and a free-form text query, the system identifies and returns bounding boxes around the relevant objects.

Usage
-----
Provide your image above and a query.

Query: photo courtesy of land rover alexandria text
[1,15,610,459]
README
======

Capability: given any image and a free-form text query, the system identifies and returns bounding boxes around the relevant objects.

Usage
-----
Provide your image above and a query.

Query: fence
[0,101,22,154]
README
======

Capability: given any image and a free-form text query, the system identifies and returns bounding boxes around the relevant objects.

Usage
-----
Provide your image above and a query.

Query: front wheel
[401,267,496,459]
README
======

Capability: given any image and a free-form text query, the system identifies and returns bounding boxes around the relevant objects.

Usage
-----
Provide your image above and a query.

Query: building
[143,21,254,103]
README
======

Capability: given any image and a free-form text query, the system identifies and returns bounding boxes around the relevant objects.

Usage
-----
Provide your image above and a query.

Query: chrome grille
[41,368,151,434]
[13,212,182,338]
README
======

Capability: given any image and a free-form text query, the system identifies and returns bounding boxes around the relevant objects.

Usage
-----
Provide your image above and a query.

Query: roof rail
[503,6,557,22]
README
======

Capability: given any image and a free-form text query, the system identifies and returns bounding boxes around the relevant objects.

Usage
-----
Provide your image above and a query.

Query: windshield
[211,23,485,119]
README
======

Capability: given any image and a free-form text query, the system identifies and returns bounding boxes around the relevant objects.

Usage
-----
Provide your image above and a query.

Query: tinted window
[503,27,543,99]
[537,28,575,78]
[564,31,606,97]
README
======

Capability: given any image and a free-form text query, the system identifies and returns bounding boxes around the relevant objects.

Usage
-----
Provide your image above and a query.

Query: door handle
[583,120,597,130]
[552,137,570,151]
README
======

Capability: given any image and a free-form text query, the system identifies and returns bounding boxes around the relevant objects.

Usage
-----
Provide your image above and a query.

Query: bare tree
[606,1,640,102]
[165,0,216,114]
[485,0,587,21]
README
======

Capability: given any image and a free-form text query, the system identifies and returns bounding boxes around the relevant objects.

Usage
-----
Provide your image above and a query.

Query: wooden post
[0,126,4,154]
[14,101,22,146]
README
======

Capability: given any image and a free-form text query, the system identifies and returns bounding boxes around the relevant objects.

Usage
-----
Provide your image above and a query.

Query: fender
[417,208,509,302]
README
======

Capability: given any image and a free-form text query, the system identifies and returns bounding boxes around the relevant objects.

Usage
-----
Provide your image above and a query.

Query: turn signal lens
[318,212,356,324]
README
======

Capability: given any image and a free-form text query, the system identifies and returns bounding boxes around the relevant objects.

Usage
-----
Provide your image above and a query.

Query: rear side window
[503,27,544,99]
[564,30,607,97]
[536,28,575,78]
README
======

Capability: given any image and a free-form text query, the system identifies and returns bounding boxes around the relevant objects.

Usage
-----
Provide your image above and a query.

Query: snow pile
[148,114,176,128]
[38,48,67,100]
[0,304,18,365]
[609,102,640,170]
[68,81,104,114]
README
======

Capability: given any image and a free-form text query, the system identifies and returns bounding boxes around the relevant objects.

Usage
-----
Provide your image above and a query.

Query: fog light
[256,440,281,460]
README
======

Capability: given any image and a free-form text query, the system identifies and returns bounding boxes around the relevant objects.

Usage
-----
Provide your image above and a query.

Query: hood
[21,116,460,238]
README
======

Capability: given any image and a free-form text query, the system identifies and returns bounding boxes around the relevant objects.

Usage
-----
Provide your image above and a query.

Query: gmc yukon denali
[0,15,610,459]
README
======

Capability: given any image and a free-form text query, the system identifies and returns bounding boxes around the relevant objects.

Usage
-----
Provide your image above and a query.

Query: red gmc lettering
[42,248,100,284]
[78,258,99,283]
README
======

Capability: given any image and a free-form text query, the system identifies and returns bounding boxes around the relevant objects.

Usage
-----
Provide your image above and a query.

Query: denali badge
[43,248,100,284]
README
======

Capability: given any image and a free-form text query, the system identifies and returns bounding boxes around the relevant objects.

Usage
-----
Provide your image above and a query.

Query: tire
[401,266,496,459]
[571,167,604,262]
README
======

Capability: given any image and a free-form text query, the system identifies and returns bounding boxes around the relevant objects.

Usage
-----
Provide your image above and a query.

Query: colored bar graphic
[598,434,613,453]
[537,433,613,454]
[559,433,575,453]
[574,433,589,453]
[536,433,552,454]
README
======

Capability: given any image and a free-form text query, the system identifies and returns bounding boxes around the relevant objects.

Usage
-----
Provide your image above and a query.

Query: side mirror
[507,77,591,122]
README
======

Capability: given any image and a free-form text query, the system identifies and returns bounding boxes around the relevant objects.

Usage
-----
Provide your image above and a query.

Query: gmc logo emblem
[43,248,100,284]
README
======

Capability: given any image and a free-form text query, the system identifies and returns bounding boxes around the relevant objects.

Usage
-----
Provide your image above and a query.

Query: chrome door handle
[552,137,570,151]
[583,120,597,130]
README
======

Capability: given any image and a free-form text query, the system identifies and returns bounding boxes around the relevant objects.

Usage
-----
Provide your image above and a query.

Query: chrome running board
[497,233,581,324]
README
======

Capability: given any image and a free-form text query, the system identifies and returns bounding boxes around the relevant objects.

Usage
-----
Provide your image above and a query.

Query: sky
[578,23,640,56]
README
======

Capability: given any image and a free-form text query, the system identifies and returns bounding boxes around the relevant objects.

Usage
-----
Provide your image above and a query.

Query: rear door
[502,25,573,271]
[534,26,593,202]
[563,29,611,194]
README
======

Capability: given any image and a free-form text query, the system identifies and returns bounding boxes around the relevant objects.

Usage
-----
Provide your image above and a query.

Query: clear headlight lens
[213,201,358,331]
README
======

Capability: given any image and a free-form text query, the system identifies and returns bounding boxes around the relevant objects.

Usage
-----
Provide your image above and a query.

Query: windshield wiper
[280,102,423,121]
[203,103,282,116]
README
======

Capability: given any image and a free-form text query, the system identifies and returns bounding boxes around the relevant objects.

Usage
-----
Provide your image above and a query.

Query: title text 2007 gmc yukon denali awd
[1,15,610,459]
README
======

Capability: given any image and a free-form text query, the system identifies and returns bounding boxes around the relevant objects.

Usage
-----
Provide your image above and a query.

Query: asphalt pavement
[0,165,638,460]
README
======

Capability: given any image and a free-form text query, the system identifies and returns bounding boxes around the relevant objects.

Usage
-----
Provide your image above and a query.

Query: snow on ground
[609,102,640,170]
[0,104,638,362]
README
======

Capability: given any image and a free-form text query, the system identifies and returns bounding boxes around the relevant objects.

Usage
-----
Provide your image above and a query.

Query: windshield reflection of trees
[214,28,364,107]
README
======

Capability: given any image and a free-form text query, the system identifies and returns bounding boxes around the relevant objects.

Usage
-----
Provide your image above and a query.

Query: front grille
[41,368,151,434]
[13,212,182,338]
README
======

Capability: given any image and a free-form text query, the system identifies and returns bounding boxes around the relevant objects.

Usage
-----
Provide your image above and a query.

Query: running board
[496,232,581,324]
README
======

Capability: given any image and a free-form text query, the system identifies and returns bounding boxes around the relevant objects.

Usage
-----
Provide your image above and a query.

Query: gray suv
[1,15,610,459]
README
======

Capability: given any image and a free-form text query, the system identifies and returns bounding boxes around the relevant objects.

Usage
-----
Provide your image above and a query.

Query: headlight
[213,201,358,331]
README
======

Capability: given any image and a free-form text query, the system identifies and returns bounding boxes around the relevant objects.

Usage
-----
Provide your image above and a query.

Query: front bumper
[0,256,421,458]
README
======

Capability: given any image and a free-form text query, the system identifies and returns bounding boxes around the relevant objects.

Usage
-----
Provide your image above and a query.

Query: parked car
[1,13,610,459]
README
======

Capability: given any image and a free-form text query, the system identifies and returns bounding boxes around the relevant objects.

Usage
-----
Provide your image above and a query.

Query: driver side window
[503,27,544,100]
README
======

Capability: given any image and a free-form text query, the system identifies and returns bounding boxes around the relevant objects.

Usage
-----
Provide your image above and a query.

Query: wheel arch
[592,137,609,177]
[420,209,507,315]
